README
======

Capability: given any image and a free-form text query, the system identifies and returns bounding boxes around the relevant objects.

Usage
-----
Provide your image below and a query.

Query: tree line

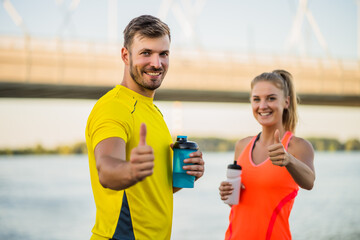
[0,137,359,155]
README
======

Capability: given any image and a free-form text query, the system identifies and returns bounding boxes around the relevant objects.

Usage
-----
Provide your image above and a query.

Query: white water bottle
[224,160,242,205]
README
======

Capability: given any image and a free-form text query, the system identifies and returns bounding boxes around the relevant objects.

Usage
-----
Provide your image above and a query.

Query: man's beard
[129,59,164,91]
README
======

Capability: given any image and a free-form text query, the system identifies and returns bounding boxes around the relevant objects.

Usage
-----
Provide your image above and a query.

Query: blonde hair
[251,69,299,132]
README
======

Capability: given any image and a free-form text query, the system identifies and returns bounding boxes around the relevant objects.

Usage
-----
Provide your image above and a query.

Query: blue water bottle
[172,136,199,188]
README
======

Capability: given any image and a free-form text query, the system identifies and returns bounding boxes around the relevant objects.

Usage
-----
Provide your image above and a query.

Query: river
[0,152,359,240]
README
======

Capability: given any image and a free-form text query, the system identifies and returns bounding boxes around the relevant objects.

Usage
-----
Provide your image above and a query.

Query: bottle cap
[174,135,199,150]
[228,160,242,170]
[176,136,187,142]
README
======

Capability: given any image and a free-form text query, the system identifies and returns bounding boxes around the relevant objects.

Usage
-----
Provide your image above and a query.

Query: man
[85,15,205,240]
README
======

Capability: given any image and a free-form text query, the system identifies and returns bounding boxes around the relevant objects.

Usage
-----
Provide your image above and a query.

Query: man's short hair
[123,15,171,50]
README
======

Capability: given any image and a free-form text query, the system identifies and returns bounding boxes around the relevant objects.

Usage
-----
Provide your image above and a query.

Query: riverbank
[0,136,359,155]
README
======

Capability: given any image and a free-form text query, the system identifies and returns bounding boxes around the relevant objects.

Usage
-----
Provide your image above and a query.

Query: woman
[219,70,315,240]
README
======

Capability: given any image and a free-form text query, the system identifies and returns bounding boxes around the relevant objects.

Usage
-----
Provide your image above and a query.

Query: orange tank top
[225,131,298,240]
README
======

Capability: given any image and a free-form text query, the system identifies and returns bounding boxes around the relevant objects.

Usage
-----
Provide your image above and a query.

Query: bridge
[0,36,359,106]
[1,0,360,106]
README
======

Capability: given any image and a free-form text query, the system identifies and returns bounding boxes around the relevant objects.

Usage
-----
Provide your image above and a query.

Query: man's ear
[121,47,130,65]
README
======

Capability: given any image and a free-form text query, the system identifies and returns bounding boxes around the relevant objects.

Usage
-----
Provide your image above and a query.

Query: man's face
[128,34,170,91]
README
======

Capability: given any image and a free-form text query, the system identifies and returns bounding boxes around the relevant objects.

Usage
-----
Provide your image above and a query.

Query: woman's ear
[285,96,290,109]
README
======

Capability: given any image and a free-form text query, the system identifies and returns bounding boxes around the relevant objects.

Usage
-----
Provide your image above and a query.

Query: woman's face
[251,81,289,128]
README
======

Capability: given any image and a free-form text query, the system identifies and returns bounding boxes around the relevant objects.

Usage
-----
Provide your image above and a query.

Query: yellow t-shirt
[85,85,173,240]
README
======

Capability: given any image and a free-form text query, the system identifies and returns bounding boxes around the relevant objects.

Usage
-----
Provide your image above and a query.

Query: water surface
[0,152,359,240]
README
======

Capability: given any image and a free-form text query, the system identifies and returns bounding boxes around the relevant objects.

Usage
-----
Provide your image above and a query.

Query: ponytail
[273,70,299,132]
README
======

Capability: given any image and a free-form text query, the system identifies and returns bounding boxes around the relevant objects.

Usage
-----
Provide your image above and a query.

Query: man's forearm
[97,156,137,191]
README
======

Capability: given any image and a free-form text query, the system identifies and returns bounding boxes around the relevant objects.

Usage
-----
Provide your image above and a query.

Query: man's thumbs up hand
[139,122,147,146]
[129,123,155,182]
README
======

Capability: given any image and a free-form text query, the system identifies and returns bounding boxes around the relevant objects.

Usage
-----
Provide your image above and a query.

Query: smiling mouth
[145,71,161,76]
[259,112,271,116]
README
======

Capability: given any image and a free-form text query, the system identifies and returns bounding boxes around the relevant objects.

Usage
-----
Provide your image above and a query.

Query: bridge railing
[0,36,359,97]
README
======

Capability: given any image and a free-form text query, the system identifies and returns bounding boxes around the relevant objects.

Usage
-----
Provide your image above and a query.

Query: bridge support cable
[56,0,81,38]
[2,0,32,83]
[285,0,331,58]
[2,0,27,34]
[157,0,206,49]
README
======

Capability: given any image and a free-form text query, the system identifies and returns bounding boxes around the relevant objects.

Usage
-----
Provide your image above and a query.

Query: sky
[0,0,357,58]
[0,0,359,148]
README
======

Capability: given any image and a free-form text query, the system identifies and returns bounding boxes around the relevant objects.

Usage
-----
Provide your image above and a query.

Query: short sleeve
[87,98,133,151]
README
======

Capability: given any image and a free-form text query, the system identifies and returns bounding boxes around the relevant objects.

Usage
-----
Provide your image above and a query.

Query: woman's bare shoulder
[290,136,313,148]
[235,136,254,153]
[289,135,314,156]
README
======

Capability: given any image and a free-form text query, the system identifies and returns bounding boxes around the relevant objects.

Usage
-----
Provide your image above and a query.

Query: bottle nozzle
[228,160,242,170]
